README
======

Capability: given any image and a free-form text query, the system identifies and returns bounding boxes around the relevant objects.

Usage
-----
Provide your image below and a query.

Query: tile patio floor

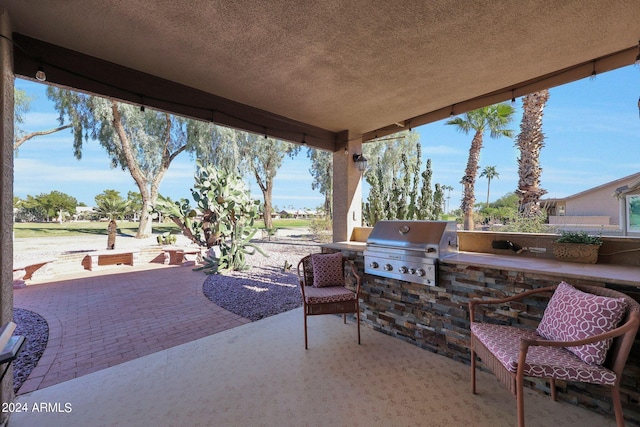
[13,263,250,394]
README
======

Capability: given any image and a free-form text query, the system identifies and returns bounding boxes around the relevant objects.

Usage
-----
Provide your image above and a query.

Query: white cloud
[14,158,134,203]
[163,162,197,180]
[22,111,64,129]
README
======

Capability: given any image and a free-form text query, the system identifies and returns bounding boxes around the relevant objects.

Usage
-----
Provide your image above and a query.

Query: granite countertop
[321,241,366,252]
[321,242,640,288]
[443,252,640,288]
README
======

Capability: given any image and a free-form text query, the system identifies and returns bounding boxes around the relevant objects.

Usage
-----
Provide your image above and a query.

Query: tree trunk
[261,181,273,230]
[324,193,332,219]
[137,199,153,238]
[111,105,186,239]
[462,131,483,230]
[252,167,274,230]
[516,90,549,216]
[111,104,153,238]
[486,177,491,208]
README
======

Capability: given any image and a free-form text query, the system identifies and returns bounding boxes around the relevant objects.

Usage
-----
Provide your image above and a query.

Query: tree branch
[14,124,73,150]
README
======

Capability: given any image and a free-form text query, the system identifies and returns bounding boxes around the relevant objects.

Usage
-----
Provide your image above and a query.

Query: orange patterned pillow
[311,253,344,288]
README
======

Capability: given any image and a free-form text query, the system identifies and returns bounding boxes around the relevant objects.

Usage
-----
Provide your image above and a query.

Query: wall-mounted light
[352,153,368,172]
[35,66,46,82]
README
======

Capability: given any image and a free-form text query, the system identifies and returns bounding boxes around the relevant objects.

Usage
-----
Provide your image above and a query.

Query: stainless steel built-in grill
[364,220,458,286]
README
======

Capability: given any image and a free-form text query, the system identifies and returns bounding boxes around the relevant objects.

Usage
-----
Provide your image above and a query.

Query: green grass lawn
[14,218,312,238]
[256,218,312,229]
[13,221,180,238]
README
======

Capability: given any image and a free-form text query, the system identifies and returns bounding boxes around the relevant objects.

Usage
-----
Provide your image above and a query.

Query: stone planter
[552,242,600,264]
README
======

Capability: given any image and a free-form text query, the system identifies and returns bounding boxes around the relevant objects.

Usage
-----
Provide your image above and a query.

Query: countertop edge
[442,252,640,288]
[321,243,640,288]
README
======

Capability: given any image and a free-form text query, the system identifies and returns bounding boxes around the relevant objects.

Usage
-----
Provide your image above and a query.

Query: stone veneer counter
[321,242,640,423]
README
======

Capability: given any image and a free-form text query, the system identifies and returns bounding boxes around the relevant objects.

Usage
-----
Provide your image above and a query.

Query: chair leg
[611,386,625,427]
[304,310,309,350]
[471,347,477,394]
[550,378,556,401]
[343,313,347,324]
[516,374,525,427]
[356,307,361,345]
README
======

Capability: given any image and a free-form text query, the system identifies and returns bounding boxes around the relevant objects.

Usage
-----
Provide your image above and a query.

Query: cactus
[156,161,266,273]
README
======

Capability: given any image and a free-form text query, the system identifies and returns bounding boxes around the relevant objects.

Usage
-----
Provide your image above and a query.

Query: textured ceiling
[4,0,640,139]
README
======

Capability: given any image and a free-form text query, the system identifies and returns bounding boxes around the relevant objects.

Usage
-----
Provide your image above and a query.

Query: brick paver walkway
[13,263,250,393]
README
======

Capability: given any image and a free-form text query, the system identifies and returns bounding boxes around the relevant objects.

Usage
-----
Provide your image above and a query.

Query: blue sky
[14,65,640,210]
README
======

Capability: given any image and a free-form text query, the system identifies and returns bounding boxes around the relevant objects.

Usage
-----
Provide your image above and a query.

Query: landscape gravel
[12,230,321,392]
[203,239,320,320]
[13,308,48,393]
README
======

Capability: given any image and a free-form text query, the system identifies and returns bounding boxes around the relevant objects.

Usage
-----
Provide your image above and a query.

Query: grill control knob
[384,264,393,271]
[398,266,408,274]
[369,261,379,269]
[416,268,426,277]
[409,268,416,275]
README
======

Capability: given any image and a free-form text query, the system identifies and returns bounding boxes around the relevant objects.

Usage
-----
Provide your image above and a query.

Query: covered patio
[1,1,640,426]
[8,308,616,427]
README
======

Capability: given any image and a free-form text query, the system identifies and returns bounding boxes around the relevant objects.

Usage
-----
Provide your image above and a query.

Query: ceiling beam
[363,44,639,142]
[11,33,338,151]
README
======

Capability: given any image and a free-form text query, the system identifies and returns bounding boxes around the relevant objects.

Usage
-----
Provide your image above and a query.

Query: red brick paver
[13,263,250,393]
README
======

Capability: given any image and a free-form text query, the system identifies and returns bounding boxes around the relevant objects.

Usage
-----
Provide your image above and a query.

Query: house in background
[542,172,640,236]
[614,174,640,236]
[278,209,319,219]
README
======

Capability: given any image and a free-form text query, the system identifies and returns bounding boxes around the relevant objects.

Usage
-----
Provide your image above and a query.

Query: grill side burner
[364,220,457,286]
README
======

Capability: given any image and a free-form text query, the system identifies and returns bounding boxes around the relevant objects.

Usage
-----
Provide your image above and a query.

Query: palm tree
[95,193,131,249]
[441,185,454,214]
[516,90,549,217]
[479,166,499,208]
[94,190,131,221]
[446,104,515,230]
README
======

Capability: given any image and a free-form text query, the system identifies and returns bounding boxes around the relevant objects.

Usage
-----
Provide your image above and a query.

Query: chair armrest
[297,256,309,299]
[345,259,362,295]
[468,285,556,322]
[298,278,307,299]
[520,315,640,350]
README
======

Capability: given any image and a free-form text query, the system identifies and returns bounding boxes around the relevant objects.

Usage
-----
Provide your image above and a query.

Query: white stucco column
[0,8,15,410]
[332,131,363,242]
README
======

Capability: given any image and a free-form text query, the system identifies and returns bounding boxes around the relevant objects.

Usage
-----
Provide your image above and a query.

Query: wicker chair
[297,254,361,349]
[469,283,640,427]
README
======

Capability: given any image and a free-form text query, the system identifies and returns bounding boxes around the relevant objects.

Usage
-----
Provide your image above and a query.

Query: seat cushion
[303,285,357,304]
[536,282,627,365]
[471,322,617,386]
[311,252,344,288]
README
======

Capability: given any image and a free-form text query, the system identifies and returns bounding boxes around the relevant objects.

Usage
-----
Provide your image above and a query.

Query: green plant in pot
[552,230,603,264]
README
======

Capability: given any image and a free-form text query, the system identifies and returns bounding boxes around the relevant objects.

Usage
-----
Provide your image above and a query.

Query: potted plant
[552,230,603,264]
